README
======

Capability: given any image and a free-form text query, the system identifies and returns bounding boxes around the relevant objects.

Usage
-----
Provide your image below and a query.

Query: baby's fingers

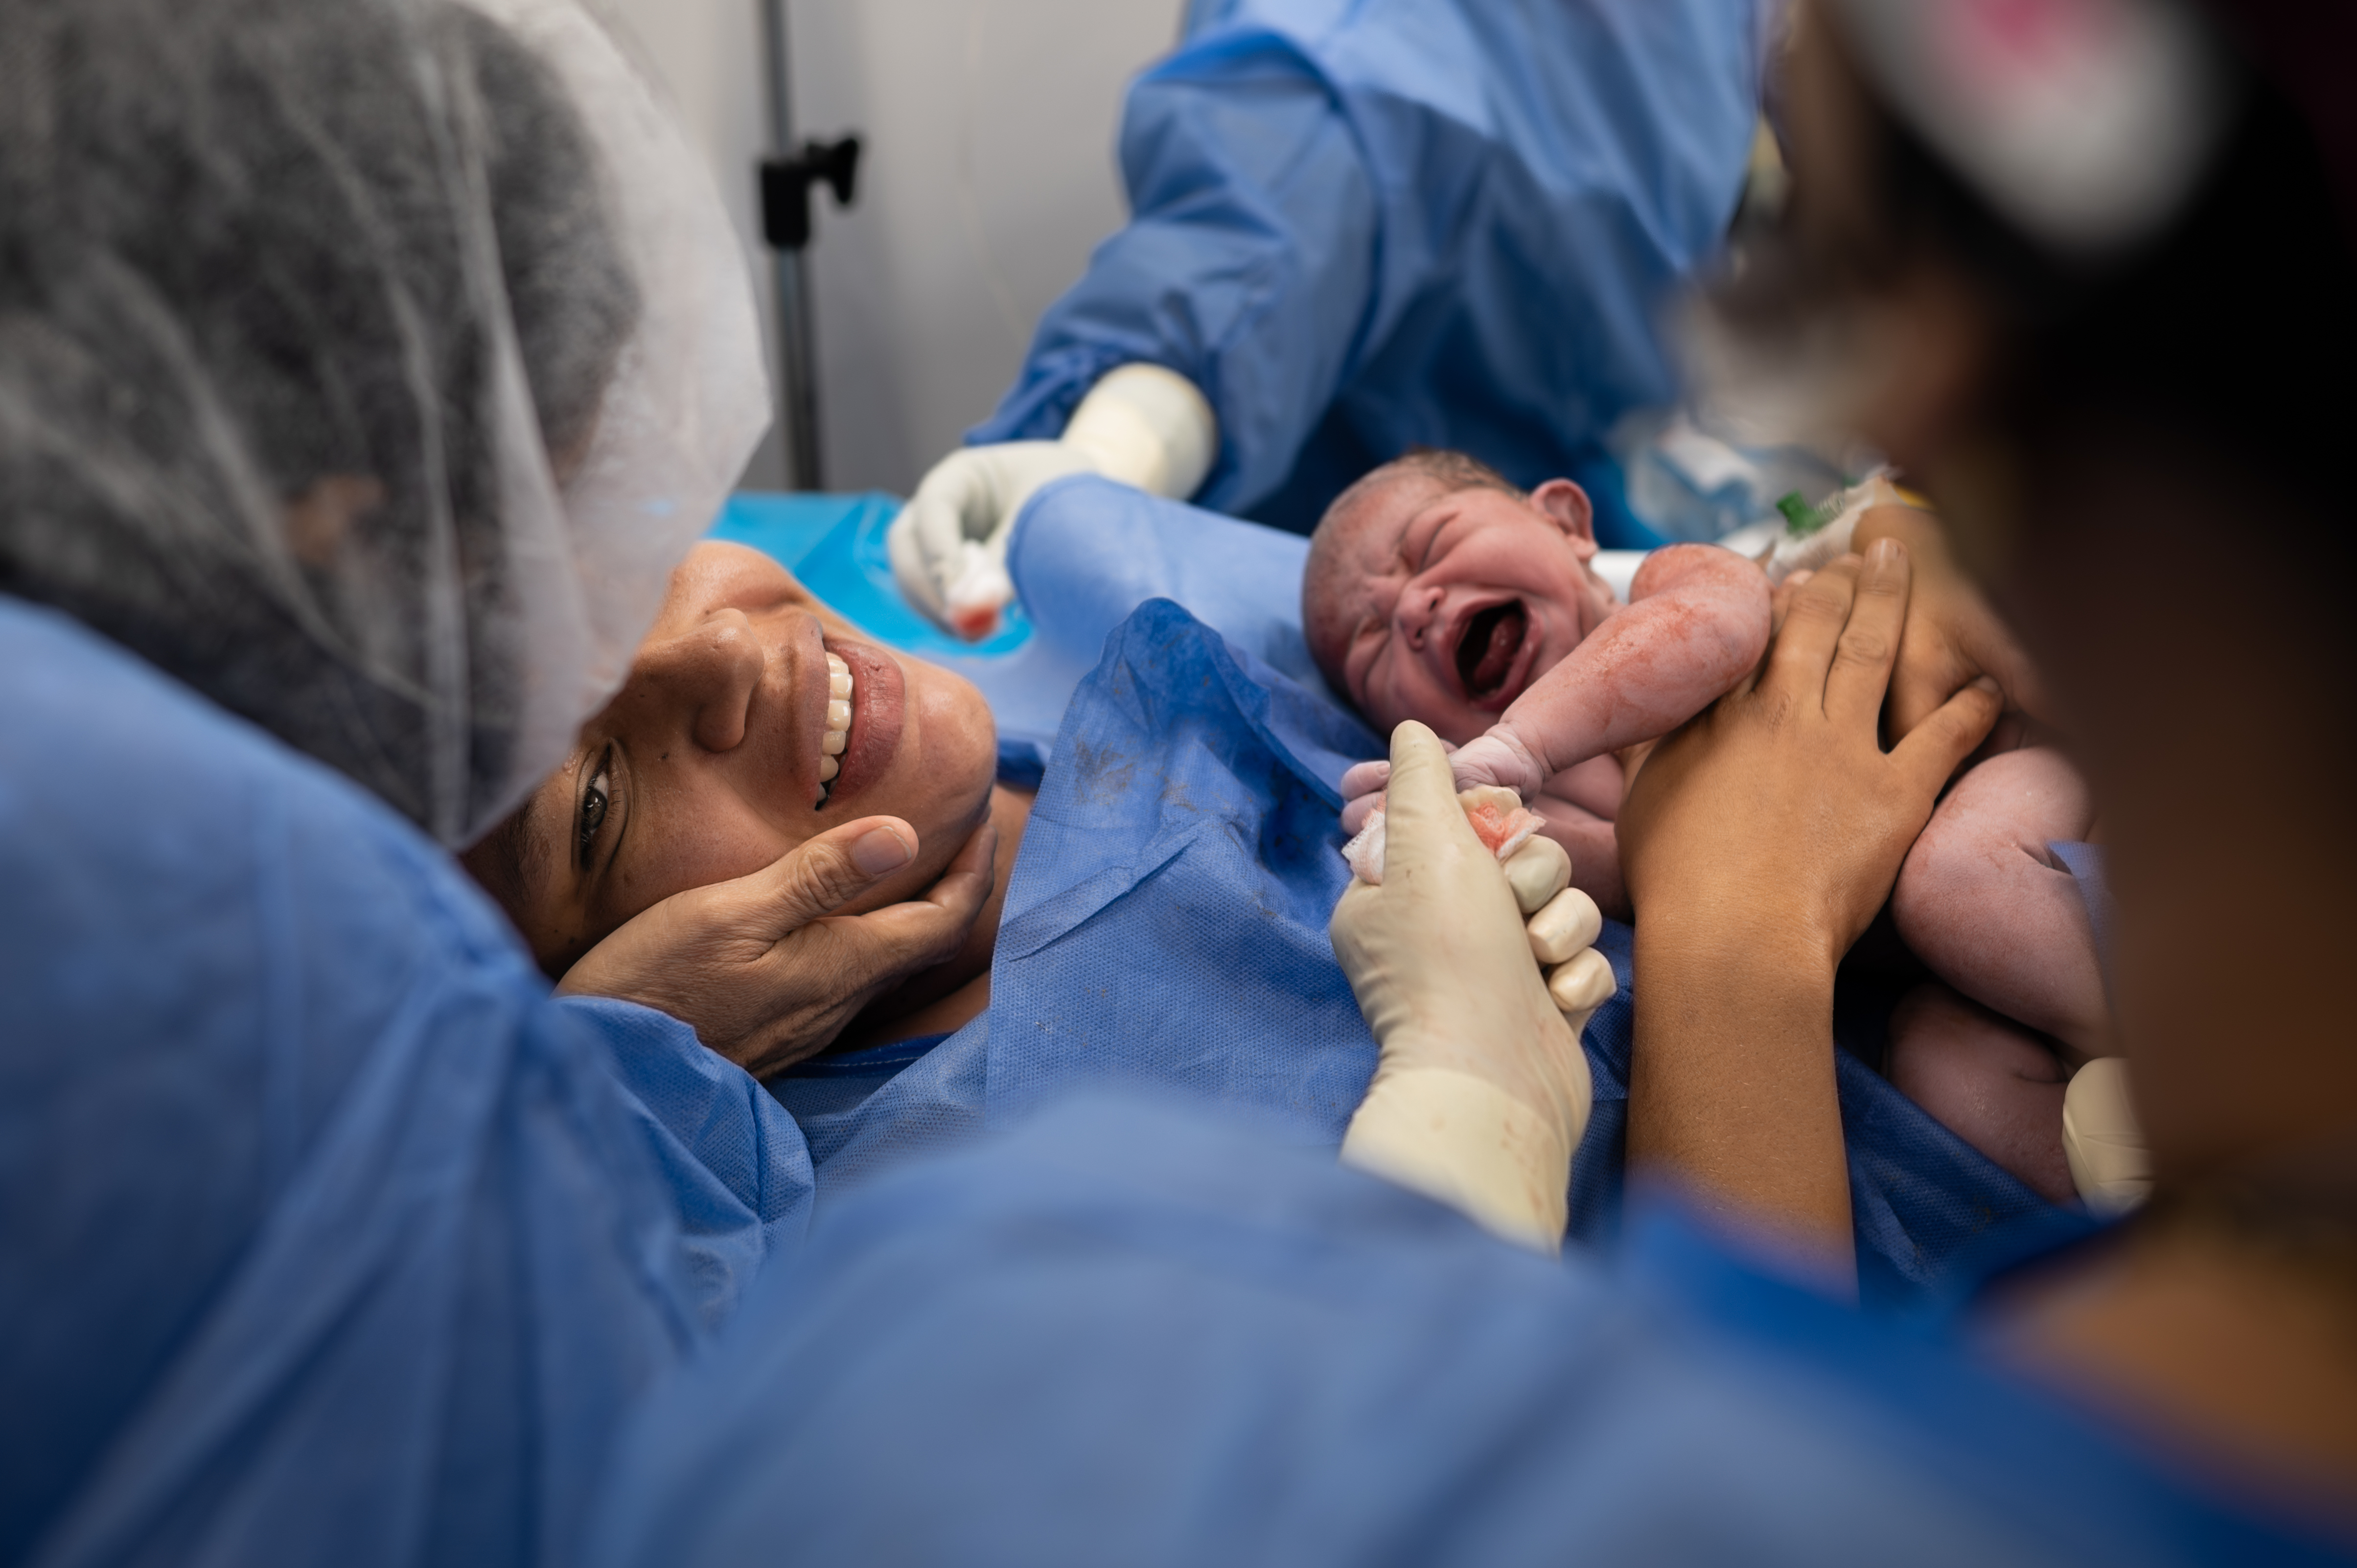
[1340,759,1392,800]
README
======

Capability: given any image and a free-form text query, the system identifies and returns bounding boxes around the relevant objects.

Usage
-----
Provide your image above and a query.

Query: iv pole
[758,0,859,490]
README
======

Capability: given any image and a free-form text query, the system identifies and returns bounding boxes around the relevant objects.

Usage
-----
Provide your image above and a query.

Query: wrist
[1062,363,1217,499]
[1344,1067,1571,1253]
[1633,900,1843,992]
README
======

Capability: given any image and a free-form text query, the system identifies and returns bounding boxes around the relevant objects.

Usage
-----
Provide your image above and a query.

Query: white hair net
[0,0,767,845]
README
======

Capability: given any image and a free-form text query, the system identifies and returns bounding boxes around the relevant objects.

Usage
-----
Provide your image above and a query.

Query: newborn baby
[1304,451,2113,1205]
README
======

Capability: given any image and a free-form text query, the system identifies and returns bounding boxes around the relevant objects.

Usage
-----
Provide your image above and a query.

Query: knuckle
[1836,630,1891,666]
[795,846,869,910]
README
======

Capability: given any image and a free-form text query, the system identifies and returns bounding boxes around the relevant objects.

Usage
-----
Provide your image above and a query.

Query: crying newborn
[1303,451,2123,1209]
[1302,450,1770,918]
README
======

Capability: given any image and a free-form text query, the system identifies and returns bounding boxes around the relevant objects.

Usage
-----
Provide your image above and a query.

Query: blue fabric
[972,598,2050,1300]
[970,0,1770,535]
[0,597,809,1568]
[2050,838,2114,991]
[710,489,1036,659]
[593,1094,2343,1567]
[765,1034,953,1138]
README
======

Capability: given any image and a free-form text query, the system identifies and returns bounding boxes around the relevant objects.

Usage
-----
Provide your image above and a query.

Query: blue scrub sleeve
[971,0,1768,527]
[971,31,1378,513]
[0,599,803,1568]
[593,1093,2335,1568]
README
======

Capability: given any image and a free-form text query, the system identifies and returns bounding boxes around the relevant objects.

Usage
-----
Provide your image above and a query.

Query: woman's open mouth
[816,652,853,805]
[1455,599,1529,708]
[814,637,906,810]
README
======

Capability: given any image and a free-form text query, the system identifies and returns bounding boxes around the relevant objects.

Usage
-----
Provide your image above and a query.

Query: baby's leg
[1886,983,2076,1203]
[1531,752,1627,919]
[1530,796,1624,922]
[1892,748,2107,1055]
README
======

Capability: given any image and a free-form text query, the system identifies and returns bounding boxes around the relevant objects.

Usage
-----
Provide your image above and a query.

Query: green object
[1776,488,1844,537]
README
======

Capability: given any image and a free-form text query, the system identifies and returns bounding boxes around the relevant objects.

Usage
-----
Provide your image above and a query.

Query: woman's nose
[631,609,766,753]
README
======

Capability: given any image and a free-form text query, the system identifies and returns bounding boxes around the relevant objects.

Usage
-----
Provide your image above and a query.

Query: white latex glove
[888,362,1218,640]
[1332,721,1598,1253]
[2062,1058,2151,1217]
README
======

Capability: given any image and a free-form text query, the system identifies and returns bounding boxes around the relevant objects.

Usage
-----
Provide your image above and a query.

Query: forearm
[1629,910,1856,1294]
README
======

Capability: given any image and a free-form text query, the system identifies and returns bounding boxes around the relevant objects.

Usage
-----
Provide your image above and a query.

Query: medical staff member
[889,0,1776,636]
[596,0,2357,1559]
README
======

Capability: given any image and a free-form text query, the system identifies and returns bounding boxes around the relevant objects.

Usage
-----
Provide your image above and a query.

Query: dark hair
[0,0,639,836]
[1318,448,1525,529]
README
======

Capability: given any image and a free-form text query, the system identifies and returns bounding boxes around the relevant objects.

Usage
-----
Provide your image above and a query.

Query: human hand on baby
[1621,540,2002,969]
[1337,727,1545,836]
[557,815,997,1077]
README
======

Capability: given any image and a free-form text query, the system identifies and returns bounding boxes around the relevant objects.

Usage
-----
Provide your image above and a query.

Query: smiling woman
[465,541,1029,1057]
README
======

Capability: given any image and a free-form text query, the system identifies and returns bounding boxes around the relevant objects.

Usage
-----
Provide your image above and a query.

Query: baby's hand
[1340,728,1543,835]
[1447,729,1546,800]
[1340,757,1392,837]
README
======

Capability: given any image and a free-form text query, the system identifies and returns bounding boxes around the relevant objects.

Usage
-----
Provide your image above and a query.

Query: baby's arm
[1454,545,1772,797]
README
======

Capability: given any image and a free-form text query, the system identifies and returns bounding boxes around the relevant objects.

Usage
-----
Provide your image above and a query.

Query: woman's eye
[577,751,612,866]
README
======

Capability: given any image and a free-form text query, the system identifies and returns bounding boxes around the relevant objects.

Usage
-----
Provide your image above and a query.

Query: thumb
[1892,677,2003,798]
[733,816,920,939]
[1379,720,1486,866]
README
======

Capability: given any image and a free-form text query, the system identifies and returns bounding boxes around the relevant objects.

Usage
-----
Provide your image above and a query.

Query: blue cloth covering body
[594,1094,2343,1568]
[781,594,2053,1301]
[971,0,1771,536]
[0,598,810,1568]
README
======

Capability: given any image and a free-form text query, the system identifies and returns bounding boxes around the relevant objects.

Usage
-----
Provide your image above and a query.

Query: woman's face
[478,542,998,971]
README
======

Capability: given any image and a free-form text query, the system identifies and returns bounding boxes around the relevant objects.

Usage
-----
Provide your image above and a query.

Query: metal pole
[761,0,823,489]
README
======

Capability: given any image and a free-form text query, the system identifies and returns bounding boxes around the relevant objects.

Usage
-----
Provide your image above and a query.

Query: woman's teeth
[817,651,853,804]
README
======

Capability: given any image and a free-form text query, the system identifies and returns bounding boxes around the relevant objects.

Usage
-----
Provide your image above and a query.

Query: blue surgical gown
[0,597,811,1568]
[970,0,1773,534]
[593,1094,2347,1567]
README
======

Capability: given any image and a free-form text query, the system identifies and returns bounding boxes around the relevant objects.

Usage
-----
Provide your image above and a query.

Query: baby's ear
[1530,479,1594,546]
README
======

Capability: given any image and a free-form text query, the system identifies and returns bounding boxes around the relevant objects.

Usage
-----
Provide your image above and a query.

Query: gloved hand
[1337,726,1545,836]
[558,814,997,1078]
[1332,720,1597,1252]
[888,362,1218,639]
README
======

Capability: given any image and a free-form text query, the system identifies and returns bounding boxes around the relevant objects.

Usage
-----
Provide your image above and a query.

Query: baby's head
[1303,451,1618,741]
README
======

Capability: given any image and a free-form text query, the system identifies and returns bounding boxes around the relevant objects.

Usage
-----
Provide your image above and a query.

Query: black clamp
[761,136,861,252]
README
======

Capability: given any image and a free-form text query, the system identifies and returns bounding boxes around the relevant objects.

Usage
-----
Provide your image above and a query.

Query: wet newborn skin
[1305,462,1771,913]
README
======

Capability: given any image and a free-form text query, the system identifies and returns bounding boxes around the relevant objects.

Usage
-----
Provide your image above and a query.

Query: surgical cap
[0,0,766,845]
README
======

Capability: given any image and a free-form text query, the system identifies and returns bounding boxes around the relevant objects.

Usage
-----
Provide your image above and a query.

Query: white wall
[601,0,1184,493]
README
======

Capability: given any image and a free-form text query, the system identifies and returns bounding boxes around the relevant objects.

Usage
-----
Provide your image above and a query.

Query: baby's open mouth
[1455,600,1526,704]
[818,651,853,806]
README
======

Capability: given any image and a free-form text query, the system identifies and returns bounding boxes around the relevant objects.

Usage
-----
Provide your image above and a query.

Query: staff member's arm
[1616,540,2001,1293]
